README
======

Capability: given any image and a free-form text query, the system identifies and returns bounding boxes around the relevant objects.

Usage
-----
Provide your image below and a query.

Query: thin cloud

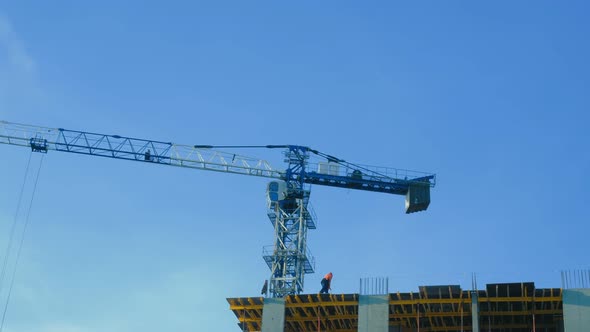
[0,14,35,74]
[0,13,43,113]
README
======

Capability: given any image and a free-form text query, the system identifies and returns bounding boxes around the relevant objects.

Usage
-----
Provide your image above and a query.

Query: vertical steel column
[460,302,464,332]
[417,303,420,332]
[317,306,320,332]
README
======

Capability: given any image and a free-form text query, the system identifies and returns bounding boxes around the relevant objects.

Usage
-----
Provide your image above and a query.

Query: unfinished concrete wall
[358,295,389,332]
[563,289,590,332]
[261,297,285,332]
[471,291,480,332]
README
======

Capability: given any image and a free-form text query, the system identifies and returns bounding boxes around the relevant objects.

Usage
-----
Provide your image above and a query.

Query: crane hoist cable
[0,152,33,294]
[0,154,44,332]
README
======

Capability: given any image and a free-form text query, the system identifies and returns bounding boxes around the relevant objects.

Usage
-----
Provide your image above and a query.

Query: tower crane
[0,120,435,298]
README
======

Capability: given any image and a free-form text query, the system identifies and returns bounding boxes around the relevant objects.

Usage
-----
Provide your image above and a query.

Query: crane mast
[0,120,435,298]
[263,146,315,297]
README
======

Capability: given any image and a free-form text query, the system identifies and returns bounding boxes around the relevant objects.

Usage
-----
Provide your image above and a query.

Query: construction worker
[319,272,333,294]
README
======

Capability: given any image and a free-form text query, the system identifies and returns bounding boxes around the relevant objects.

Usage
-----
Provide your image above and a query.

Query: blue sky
[0,1,589,331]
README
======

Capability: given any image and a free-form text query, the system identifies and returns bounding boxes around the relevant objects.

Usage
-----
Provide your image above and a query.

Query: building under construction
[2,123,587,331]
[228,281,590,331]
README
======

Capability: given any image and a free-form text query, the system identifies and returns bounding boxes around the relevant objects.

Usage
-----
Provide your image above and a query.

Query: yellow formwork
[228,284,563,331]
